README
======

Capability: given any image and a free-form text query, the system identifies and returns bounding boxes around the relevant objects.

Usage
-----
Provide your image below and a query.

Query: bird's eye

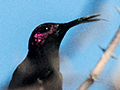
[39,26,49,33]
[46,27,49,30]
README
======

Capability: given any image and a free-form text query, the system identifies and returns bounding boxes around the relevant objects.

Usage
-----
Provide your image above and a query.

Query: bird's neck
[28,45,60,71]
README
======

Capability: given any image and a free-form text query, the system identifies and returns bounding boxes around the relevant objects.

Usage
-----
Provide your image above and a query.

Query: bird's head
[28,23,67,50]
[28,14,101,51]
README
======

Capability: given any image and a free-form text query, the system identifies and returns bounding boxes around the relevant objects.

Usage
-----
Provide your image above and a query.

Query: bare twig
[115,5,120,13]
[77,27,120,90]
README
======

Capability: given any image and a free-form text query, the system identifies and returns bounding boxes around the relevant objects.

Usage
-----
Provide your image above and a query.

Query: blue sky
[0,0,120,90]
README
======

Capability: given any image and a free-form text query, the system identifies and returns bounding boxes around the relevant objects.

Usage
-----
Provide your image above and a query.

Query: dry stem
[77,27,120,90]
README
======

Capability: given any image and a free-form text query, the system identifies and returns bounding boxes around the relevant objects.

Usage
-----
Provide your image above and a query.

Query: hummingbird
[8,14,101,90]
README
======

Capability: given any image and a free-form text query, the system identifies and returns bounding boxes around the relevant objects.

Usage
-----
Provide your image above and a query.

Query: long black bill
[57,14,104,43]
[62,14,103,29]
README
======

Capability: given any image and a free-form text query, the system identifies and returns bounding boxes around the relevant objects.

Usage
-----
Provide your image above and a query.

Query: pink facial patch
[32,25,55,45]
[34,33,49,45]
[35,39,37,41]
[34,34,38,38]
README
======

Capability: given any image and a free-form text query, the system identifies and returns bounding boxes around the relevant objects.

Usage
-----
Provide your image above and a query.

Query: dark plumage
[8,14,101,90]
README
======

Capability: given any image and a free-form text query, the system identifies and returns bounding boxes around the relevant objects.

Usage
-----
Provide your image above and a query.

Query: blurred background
[0,0,120,90]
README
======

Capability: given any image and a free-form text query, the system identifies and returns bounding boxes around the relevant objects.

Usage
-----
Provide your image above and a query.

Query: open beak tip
[85,18,107,23]
[92,14,100,16]
[82,14,101,21]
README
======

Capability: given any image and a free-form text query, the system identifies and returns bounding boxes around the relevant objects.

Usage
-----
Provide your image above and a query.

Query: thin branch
[77,27,120,90]
[115,5,120,13]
